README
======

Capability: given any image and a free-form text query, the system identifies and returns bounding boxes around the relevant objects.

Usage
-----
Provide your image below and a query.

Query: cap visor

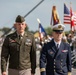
[53,30,63,33]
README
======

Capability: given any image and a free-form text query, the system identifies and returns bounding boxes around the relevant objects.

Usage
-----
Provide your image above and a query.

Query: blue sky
[0,0,76,31]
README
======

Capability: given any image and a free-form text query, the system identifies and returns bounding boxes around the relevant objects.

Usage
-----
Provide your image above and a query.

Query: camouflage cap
[15,15,25,23]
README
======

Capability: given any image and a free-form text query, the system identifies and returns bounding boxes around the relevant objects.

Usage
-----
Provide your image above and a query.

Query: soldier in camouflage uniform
[1,15,36,75]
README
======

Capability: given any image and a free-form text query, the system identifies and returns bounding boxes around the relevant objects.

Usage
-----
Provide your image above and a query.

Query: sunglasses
[53,30,63,34]
[55,32,63,34]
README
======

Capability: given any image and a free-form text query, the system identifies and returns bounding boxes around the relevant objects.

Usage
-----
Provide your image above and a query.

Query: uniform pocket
[9,42,17,50]
[24,42,32,53]
[62,66,68,73]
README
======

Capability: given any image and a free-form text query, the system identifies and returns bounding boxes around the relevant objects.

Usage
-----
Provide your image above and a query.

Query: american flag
[64,3,76,31]
[64,3,70,24]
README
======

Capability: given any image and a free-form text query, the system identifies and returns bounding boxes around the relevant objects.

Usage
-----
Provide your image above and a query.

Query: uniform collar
[17,32,24,37]
[54,40,61,48]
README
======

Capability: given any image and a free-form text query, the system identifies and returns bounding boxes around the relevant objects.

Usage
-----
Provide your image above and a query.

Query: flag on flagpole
[71,13,76,31]
[73,12,76,30]
[37,18,47,41]
[70,3,75,31]
[63,3,76,31]
[64,3,70,24]
[50,6,60,26]
[70,3,76,31]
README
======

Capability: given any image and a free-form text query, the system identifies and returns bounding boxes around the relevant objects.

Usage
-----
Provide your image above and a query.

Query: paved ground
[72,67,76,75]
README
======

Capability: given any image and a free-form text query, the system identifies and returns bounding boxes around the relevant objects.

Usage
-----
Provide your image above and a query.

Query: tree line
[0,26,70,37]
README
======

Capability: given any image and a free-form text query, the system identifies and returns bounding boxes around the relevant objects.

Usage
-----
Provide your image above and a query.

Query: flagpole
[37,18,47,43]
[70,2,72,32]
[37,18,41,24]
[37,18,42,42]
[1,0,45,38]
[37,18,41,37]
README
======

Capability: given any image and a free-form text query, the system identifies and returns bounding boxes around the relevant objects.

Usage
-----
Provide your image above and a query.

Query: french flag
[37,18,47,41]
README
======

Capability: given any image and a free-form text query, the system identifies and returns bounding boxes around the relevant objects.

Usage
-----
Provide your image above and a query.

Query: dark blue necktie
[56,44,59,50]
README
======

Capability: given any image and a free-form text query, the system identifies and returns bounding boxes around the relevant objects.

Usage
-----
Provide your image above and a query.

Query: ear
[14,23,16,29]
[25,23,27,27]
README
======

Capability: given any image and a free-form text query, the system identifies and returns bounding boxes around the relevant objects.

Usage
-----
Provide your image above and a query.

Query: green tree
[25,24,29,31]
[45,26,52,35]
[1,27,11,33]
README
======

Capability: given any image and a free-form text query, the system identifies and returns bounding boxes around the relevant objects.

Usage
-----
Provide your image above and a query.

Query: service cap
[52,24,65,33]
[15,15,25,23]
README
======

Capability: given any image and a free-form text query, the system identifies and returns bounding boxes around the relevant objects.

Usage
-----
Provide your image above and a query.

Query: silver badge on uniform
[25,39,32,46]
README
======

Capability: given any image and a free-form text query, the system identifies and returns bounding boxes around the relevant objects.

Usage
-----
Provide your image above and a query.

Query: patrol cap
[15,15,25,23]
[52,24,65,33]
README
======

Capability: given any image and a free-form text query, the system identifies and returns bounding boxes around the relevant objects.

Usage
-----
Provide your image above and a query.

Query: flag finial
[37,18,41,23]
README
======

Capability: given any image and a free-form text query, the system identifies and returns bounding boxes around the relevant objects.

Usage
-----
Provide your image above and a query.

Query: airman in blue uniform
[40,24,72,75]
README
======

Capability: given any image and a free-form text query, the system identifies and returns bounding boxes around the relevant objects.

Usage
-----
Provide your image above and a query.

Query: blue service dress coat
[40,39,72,75]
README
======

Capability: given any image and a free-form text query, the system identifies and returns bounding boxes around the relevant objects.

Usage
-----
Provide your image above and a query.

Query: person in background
[67,34,74,51]
[40,24,72,75]
[1,15,36,75]
[62,34,68,43]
